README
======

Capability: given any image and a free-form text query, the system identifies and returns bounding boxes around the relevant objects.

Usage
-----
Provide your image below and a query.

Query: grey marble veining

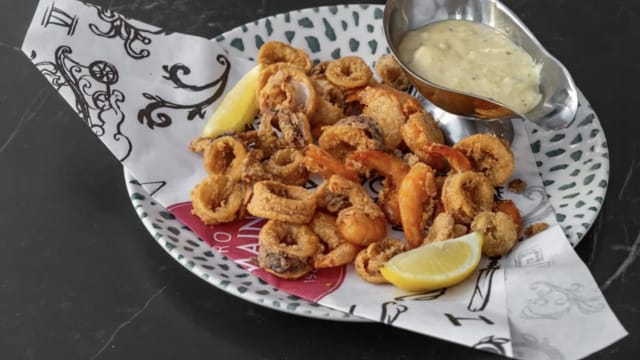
[1,0,639,359]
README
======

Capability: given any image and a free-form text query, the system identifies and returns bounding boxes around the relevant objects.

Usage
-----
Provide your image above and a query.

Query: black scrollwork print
[468,257,500,312]
[472,335,510,355]
[380,301,408,324]
[41,2,78,36]
[137,55,231,129]
[86,4,169,59]
[35,46,132,161]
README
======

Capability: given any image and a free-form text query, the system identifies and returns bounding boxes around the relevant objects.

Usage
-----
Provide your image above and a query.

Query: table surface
[1,0,639,359]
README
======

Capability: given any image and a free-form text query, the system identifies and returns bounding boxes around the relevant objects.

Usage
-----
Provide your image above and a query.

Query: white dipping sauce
[398,19,542,114]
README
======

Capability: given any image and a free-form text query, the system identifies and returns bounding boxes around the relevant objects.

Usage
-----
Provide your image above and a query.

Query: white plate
[124,4,608,321]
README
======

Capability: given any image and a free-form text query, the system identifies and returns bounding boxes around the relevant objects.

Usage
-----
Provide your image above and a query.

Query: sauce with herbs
[398,19,542,114]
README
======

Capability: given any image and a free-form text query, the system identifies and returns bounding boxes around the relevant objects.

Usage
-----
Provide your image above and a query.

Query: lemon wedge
[380,232,483,292]
[201,64,261,138]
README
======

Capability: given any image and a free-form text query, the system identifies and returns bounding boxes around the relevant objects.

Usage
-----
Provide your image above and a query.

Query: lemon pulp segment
[380,232,483,292]
[202,64,261,138]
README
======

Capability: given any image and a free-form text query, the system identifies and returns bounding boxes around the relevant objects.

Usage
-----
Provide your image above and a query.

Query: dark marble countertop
[1,0,639,359]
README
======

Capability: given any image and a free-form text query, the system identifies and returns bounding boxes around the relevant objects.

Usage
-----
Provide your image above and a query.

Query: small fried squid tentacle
[257,41,313,73]
[257,110,312,156]
[454,133,515,186]
[441,171,494,225]
[310,211,361,268]
[424,212,468,244]
[319,175,387,247]
[375,54,410,91]
[309,78,346,131]
[246,181,316,224]
[471,211,518,257]
[257,220,320,279]
[346,149,410,225]
[190,174,245,225]
[354,238,407,284]
[398,162,438,248]
[493,199,523,237]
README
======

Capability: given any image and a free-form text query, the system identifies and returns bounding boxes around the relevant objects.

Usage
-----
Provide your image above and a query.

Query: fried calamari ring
[318,115,385,162]
[257,110,312,155]
[320,175,387,246]
[310,211,361,268]
[398,162,438,248]
[354,238,407,284]
[303,144,360,182]
[375,54,410,90]
[257,220,320,279]
[441,171,494,224]
[471,211,518,257]
[263,148,309,186]
[202,135,248,181]
[257,41,313,73]
[354,84,426,149]
[454,133,515,186]
[325,56,373,89]
[424,212,468,244]
[246,181,316,224]
[346,149,410,225]
[190,174,244,225]
[258,63,318,116]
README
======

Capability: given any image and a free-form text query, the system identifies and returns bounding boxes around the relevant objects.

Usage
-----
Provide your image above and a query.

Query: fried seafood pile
[189,41,525,284]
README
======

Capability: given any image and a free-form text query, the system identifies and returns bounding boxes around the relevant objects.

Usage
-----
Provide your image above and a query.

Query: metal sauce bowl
[383,0,579,144]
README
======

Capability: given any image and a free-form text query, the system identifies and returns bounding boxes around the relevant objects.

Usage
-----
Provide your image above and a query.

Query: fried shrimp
[246,181,316,224]
[375,54,410,90]
[424,212,468,244]
[398,162,438,248]
[400,112,446,167]
[441,171,494,224]
[319,175,387,246]
[325,56,373,90]
[318,115,385,162]
[471,211,518,257]
[454,133,515,186]
[202,135,248,181]
[303,144,360,182]
[257,220,320,279]
[257,41,313,73]
[258,63,318,116]
[346,149,410,225]
[418,143,472,173]
[190,174,245,225]
[310,211,361,268]
[354,238,407,284]
[354,84,425,149]
[257,110,312,155]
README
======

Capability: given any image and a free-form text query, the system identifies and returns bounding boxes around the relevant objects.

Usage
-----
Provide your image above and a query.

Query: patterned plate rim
[123,3,609,321]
